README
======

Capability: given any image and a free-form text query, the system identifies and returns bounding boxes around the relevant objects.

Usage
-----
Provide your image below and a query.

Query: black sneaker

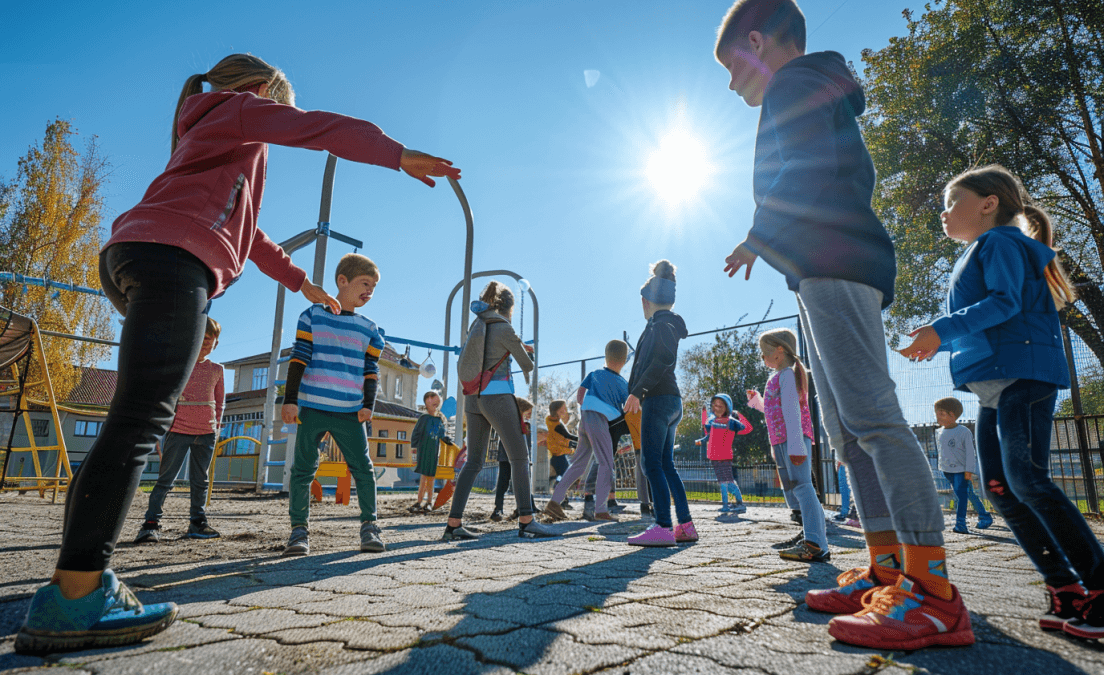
[186,521,220,539]
[519,520,558,538]
[790,510,803,525]
[561,498,574,511]
[360,522,386,552]
[640,504,653,519]
[441,526,480,541]
[134,521,160,544]
[1041,583,1088,631]
[490,509,505,522]
[772,532,804,549]
[1064,588,1104,639]
[282,526,310,556]
[608,501,626,514]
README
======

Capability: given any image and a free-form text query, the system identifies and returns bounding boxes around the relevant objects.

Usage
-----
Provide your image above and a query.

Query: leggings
[450,394,533,519]
[59,243,211,571]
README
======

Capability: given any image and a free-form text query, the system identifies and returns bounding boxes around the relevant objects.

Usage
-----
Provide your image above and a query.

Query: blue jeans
[837,463,851,517]
[943,471,991,530]
[144,432,216,524]
[640,395,690,528]
[976,379,1104,588]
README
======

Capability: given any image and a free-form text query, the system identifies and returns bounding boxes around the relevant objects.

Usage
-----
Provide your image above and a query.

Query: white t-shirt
[936,425,977,474]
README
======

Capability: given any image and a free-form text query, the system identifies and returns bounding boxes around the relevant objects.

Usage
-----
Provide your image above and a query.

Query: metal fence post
[1062,323,1098,513]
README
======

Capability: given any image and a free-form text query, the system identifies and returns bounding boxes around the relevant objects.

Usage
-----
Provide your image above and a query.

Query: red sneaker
[828,575,975,650]
[1040,583,1088,631]
[806,566,889,614]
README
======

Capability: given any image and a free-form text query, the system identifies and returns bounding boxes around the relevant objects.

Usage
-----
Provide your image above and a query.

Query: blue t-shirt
[580,367,628,421]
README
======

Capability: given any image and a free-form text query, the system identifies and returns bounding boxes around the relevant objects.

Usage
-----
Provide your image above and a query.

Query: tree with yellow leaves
[0,119,113,399]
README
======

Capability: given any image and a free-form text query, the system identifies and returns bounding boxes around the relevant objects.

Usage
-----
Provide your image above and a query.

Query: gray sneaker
[360,522,386,552]
[186,521,221,539]
[519,520,559,539]
[441,526,480,541]
[134,522,160,544]
[282,526,309,556]
[582,501,596,521]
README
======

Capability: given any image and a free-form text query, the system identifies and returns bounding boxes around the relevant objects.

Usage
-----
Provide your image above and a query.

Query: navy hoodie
[627,310,689,399]
[744,51,896,308]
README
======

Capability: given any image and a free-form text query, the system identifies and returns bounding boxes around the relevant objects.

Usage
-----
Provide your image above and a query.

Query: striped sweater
[284,304,384,413]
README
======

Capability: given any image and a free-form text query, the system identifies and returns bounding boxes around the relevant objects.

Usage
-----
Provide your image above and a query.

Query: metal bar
[0,272,106,298]
[685,314,799,339]
[328,230,363,249]
[1062,324,1098,512]
[38,330,119,347]
[448,177,474,431]
[257,283,286,491]
[313,154,338,286]
[385,335,460,353]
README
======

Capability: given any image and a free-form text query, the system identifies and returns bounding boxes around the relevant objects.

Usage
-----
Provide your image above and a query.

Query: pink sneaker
[674,521,698,543]
[627,524,677,547]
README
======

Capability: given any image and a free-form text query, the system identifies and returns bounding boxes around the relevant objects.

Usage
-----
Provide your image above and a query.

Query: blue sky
[1,1,926,413]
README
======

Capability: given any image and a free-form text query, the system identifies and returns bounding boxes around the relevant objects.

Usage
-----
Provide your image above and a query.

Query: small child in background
[410,390,453,513]
[900,164,1104,638]
[544,400,578,508]
[748,328,828,562]
[695,394,750,514]
[933,397,992,535]
[492,397,537,521]
[281,253,387,556]
[136,317,225,543]
[544,340,630,522]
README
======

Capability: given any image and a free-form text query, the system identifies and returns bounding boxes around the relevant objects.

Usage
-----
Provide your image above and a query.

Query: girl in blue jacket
[901,164,1104,639]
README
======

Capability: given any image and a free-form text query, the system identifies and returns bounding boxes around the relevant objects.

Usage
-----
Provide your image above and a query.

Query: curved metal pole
[446,176,475,435]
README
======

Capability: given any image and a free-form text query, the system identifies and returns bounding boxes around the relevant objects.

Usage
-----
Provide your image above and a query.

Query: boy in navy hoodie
[715,0,972,650]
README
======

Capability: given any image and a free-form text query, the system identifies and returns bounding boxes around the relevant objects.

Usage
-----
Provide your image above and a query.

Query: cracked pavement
[2,491,1104,674]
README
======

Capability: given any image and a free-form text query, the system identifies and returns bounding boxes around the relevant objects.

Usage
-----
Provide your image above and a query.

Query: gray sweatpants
[550,411,614,514]
[450,394,533,519]
[797,278,944,547]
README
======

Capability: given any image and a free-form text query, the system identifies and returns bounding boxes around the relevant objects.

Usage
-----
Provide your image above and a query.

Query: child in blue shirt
[280,253,387,556]
[543,340,629,522]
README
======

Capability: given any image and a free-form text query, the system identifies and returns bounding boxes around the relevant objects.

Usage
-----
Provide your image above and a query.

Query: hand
[965,472,974,481]
[358,408,373,423]
[300,279,340,313]
[400,149,461,188]
[898,326,941,361]
[523,343,535,354]
[723,243,757,280]
[694,440,701,446]
[789,454,807,466]
[745,388,759,403]
[624,394,641,414]
[281,404,299,425]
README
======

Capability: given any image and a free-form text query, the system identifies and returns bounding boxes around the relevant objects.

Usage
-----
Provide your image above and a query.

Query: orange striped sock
[903,544,953,601]
[869,544,903,586]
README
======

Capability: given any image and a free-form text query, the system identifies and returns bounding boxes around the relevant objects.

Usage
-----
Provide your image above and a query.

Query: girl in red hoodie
[15,53,459,656]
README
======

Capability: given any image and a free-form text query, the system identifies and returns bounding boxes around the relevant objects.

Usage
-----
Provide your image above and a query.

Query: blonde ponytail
[1023,205,1077,310]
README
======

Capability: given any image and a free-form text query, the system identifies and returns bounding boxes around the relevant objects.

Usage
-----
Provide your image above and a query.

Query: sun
[646,130,712,206]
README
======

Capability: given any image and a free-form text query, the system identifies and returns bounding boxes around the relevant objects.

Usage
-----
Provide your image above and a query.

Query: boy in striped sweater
[280,253,387,555]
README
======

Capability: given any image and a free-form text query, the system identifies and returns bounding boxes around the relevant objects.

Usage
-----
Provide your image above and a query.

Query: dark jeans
[494,459,536,512]
[942,471,990,530]
[550,455,569,481]
[59,243,212,571]
[640,395,690,528]
[976,379,1104,588]
[144,432,216,525]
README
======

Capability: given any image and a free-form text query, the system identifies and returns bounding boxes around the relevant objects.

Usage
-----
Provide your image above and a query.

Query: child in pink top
[137,317,225,542]
[694,393,751,514]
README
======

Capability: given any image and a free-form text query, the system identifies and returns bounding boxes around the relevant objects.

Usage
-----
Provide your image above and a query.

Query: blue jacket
[745,51,896,308]
[931,226,1068,390]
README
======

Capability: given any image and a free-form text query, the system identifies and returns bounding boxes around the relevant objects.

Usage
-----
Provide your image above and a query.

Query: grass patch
[585,605,603,613]
[587,536,604,542]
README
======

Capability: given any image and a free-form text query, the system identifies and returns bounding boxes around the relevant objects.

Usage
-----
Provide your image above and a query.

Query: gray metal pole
[314,154,338,286]
[448,177,474,437]
[256,284,287,490]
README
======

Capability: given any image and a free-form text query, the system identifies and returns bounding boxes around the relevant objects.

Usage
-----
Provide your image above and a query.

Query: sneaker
[1040,583,1088,631]
[282,526,310,557]
[732,501,747,514]
[609,502,627,514]
[594,511,620,522]
[976,516,993,530]
[360,522,386,553]
[790,510,803,525]
[582,502,597,521]
[543,500,568,521]
[561,498,574,511]
[628,524,677,547]
[952,525,969,535]
[772,533,804,550]
[14,569,178,655]
[779,539,831,563]
[490,509,504,522]
[674,521,699,543]
[519,520,559,538]
[828,575,975,650]
[186,521,220,539]
[719,504,732,513]
[407,503,424,513]
[1064,588,1104,639]
[508,509,519,520]
[640,504,653,519]
[807,566,886,614]
[134,521,160,544]
[441,526,480,541]
[832,512,848,522]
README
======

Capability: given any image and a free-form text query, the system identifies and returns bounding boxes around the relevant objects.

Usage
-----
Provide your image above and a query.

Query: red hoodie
[105,91,405,297]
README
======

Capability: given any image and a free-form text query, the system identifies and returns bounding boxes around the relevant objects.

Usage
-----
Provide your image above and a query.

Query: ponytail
[758,328,807,397]
[171,73,207,153]
[1023,204,1077,311]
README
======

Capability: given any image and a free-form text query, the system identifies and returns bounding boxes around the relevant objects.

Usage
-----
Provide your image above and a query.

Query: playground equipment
[306,437,461,506]
[0,307,74,502]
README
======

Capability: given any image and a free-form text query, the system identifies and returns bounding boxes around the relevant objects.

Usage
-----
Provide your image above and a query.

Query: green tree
[678,322,774,464]
[859,0,1104,361]
[0,120,112,398]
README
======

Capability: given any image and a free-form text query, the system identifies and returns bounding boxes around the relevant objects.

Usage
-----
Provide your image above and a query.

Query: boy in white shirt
[935,397,993,534]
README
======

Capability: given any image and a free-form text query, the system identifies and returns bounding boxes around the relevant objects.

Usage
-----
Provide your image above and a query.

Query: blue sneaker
[732,501,748,514]
[719,504,732,513]
[15,569,177,654]
[976,516,993,530]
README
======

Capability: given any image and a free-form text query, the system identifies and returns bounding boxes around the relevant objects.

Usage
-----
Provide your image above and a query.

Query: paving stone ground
[2,490,1104,674]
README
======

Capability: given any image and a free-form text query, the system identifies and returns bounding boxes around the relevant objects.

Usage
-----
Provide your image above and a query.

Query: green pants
[289,406,377,527]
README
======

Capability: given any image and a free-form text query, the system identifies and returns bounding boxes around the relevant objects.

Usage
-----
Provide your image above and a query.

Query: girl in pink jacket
[695,393,751,514]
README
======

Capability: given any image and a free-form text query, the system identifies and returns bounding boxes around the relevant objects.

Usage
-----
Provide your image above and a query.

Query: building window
[395,430,406,459]
[376,429,388,458]
[74,420,103,437]
[30,418,49,437]
[252,367,268,390]
[395,375,403,400]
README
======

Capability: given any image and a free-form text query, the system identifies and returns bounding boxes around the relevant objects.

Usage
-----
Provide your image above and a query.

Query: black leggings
[58,243,212,571]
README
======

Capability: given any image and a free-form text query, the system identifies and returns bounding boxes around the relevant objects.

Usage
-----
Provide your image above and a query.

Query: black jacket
[627,310,688,399]
[744,51,896,308]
